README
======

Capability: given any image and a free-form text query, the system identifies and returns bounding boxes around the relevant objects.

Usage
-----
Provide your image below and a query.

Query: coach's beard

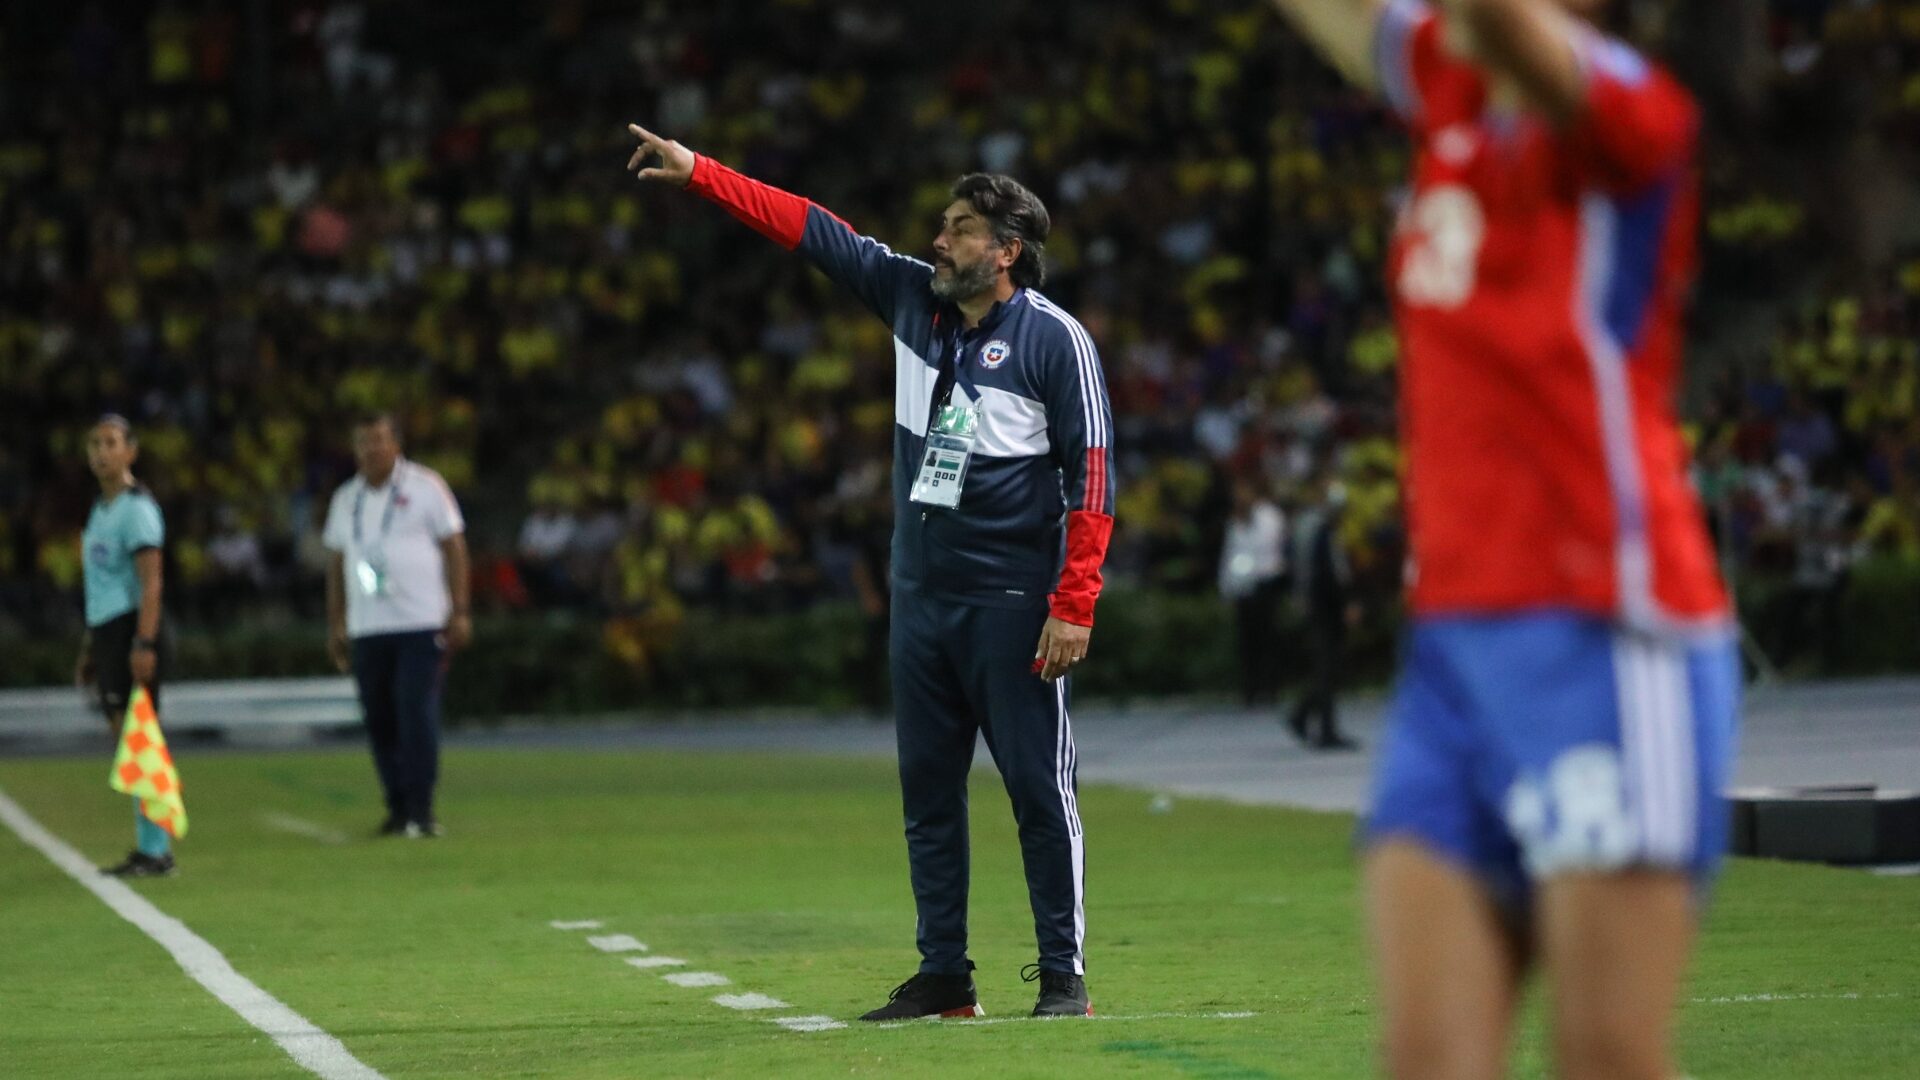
[929,258,999,303]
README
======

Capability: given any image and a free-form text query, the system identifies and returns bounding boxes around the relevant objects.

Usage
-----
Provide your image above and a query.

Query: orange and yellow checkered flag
[109,686,188,839]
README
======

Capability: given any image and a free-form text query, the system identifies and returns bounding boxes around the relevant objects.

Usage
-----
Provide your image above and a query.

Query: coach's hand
[1035,616,1091,683]
[626,124,695,188]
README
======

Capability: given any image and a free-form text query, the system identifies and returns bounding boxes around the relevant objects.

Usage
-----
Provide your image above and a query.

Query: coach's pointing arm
[626,123,931,327]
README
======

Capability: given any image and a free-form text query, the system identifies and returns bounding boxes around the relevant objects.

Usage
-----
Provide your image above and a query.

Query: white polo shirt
[322,459,465,639]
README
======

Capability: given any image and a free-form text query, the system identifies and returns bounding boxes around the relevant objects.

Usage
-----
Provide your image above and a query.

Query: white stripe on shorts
[1613,633,1697,865]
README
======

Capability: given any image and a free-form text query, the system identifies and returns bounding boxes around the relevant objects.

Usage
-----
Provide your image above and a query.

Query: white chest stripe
[893,336,938,437]
[962,384,1051,458]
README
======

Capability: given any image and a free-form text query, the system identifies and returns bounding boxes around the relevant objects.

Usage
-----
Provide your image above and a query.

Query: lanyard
[929,326,981,423]
[352,464,405,548]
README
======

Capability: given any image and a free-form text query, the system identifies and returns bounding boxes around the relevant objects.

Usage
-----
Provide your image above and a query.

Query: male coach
[627,123,1115,1020]
[323,413,471,839]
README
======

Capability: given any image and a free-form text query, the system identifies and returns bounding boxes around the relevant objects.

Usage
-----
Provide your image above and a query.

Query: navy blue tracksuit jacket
[690,155,1115,977]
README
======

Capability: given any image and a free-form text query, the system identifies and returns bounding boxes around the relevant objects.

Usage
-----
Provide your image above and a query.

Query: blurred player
[1262,1,1739,1077]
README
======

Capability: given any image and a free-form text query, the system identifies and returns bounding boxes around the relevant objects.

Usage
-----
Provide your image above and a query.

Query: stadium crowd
[2,0,1917,676]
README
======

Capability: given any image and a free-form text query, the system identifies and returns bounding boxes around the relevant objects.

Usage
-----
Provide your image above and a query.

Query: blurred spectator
[516,494,580,606]
[0,0,1914,689]
[1218,477,1288,708]
[1287,472,1358,752]
[203,506,267,622]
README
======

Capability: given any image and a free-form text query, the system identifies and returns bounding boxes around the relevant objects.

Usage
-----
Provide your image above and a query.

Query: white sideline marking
[549,919,603,930]
[0,786,385,1080]
[663,972,730,988]
[1692,992,1905,1005]
[881,1010,1260,1028]
[1869,863,1920,877]
[771,1015,847,1033]
[713,992,788,1011]
[586,934,648,953]
[625,956,688,970]
[260,813,350,846]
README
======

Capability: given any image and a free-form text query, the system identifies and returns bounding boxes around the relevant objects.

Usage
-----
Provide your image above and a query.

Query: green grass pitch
[1,746,1914,1078]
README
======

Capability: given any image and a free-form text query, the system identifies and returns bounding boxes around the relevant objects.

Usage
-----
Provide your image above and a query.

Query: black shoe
[1024,964,1092,1017]
[377,814,408,837]
[857,964,983,1021]
[102,851,176,878]
[1284,707,1310,743]
[402,818,444,839]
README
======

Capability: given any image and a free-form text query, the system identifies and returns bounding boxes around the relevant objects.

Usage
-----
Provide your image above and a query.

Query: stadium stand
[1,0,1916,681]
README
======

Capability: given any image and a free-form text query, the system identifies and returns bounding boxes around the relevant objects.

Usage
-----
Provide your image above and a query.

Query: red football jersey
[1375,0,1728,632]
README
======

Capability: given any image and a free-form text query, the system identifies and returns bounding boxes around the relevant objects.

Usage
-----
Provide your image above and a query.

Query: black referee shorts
[89,612,168,726]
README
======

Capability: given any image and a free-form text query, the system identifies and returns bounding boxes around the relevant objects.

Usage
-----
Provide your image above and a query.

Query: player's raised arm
[626,122,931,326]
[1266,0,1390,89]
[1450,0,1586,123]
[1458,1,1698,190]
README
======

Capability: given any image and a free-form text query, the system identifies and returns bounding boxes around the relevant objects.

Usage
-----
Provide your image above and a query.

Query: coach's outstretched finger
[626,123,694,187]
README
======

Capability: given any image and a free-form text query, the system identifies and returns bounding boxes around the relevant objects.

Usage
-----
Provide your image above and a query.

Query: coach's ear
[996,237,1022,275]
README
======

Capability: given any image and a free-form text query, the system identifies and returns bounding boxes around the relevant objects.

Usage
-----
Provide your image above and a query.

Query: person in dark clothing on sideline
[1288,473,1359,751]
[1219,478,1288,707]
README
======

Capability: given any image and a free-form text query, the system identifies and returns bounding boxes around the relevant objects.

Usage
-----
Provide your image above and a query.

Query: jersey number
[1397,185,1485,310]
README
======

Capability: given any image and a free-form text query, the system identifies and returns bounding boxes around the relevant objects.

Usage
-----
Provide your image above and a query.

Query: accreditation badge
[909,404,980,509]
[354,552,391,597]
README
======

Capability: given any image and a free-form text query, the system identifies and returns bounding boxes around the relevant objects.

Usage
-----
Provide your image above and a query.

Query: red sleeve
[1564,37,1699,193]
[685,154,810,250]
[1049,509,1113,627]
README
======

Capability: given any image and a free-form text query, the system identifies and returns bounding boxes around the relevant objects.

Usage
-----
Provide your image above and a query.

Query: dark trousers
[1232,578,1284,706]
[1288,609,1345,742]
[351,630,446,822]
[891,592,1086,977]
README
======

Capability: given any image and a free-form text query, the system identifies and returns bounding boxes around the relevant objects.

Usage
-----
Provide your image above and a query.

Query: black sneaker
[857,964,983,1021]
[377,814,408,837]
[102,851,176,878]
[1024,964,1092,1017]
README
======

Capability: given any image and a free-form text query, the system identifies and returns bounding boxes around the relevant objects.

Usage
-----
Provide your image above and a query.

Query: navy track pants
[890,591,1086,976]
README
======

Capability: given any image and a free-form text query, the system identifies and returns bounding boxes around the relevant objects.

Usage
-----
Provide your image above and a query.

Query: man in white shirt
[1218,477,1288,707]
[323,413,470,838]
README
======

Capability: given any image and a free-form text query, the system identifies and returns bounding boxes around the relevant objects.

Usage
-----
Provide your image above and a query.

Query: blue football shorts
[1364,612,1742,907]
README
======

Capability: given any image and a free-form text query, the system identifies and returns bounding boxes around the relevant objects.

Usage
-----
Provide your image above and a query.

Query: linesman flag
[110,686,188,839]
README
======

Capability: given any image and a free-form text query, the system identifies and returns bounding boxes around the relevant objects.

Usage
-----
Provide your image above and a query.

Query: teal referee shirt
[82,487,165,628]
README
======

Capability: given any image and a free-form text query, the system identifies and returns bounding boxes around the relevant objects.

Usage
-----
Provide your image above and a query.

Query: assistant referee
[628,123,1116,1020]
[75,415,175,878]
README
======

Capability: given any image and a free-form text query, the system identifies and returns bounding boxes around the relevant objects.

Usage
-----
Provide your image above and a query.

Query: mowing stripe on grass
[260,812,350,845]
[0,785,385,1080]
